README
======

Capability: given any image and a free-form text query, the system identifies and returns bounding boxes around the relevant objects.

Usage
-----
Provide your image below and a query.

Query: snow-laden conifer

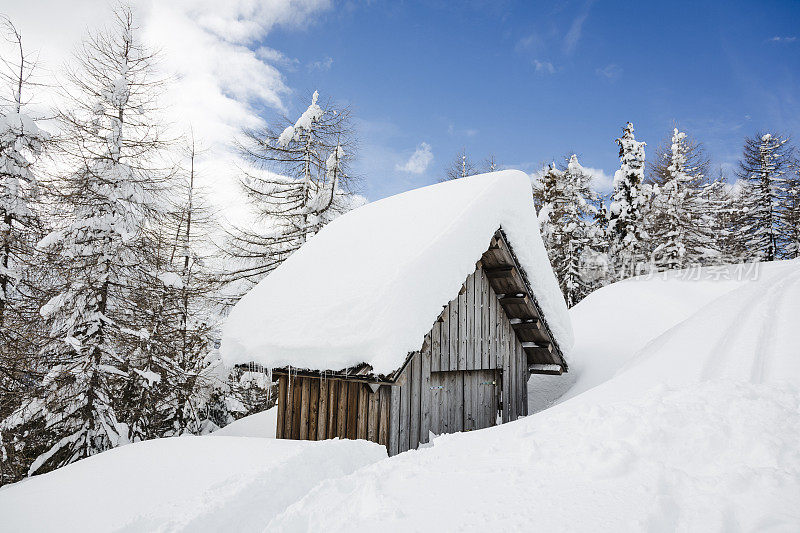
[534,156,604,306]
[223,91,358,295]
[3,7,173,473]
[647,128,714,269]
[608,122,650,278]
[735,132,794,261]
[0,16,50,486]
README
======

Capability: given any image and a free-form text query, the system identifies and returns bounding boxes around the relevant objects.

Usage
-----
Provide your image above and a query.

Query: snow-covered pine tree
[0,16,50,487]
[533,156,603,306]
[698,170,742,265]
[646,128,713,270]
[223,91,358,295]
[784,165,800,259]
[735,132,794,261]
[608,122,650,278]
[2,7,174,474]
[532,162,563,254]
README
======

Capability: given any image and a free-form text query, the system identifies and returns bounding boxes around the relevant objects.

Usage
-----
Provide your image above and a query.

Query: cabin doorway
[429,370,501,435]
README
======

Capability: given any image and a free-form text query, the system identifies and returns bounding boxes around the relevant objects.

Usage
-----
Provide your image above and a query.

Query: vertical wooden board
[502,326,510,424]
[276,375,287,439]
[429,372,439,435]
[488,288,495,369]
[336,379,348,438]
[516,342,521,418]
[327,379,338,438]
[521,347,529,417]
[481,272,490,369]
[511,328,518,420]
[420,347,431,444]
[473,271,481,370]
[491,289,496,369]
[516,340,523,419]
[378,386,390,447]
[463,371,474,431]
[439,304,450,371]
[474,371,483,429]
[317,378,328,440]
[399,367,410,453]
[410,351,422,448]
[389,384,400,455]
[435,372,445,434]
[283,374,293,439]
[466,273,474,371]
[449,296,458,371]
[509,332,517,421]
[444,372,453,433]
[368,387,380,443]
[430,319,441,373]
[292,376,303,440]
[488,371,496,426]
[308,378,320,441]
[299,378,311,440]
[454,371,465,432]
[489,370,496,426]
[357,384,369,440]
[473,371,480,429]
[458,285,468,371]
[347,381,360,440]
[518,342,525,417]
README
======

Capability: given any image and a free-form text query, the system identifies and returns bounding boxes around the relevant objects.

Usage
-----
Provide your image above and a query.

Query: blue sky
[261,0,800,201]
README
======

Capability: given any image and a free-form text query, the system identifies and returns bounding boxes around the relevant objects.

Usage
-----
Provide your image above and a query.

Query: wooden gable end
[481,229,568,372]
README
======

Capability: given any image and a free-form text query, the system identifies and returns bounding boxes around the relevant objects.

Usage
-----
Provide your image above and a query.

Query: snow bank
[270,381,800,531]
[222,170,572,374]
[564,264,756,400]
[211,407,277,438]
[0,436,385,532]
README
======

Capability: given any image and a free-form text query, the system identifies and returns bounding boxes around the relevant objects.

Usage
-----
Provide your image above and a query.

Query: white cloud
[583,166,614,191]
[396,142,434,174]
[308,56,334,71]
[769,36,797,43]
[596,63,622,79]
[0,0,332,222]
[533,59,555,74]
[564,0,595,55]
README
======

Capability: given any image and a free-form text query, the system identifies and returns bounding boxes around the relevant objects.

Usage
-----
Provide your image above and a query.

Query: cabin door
[429,370,500,435]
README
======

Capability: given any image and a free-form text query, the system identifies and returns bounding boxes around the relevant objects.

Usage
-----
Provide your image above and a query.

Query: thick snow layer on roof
[222,170,572,374]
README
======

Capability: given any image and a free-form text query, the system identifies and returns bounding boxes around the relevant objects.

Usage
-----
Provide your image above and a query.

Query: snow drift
[222,170,573,375]
[0,436,385,532]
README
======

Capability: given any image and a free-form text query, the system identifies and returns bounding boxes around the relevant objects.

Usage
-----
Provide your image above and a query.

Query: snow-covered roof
[222,170,573,375]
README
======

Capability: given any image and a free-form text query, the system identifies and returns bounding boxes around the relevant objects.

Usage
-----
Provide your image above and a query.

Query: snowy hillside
[2,260,799,531]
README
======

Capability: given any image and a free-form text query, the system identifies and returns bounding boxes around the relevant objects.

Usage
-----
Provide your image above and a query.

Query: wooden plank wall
[430,265,522,374]
[427,264,528,424]
[275,263,530,455]
[276,374,391,448]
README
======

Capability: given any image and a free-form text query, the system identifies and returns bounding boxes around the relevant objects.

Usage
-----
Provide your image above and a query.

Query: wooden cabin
[222,170,572,456]
[273,229,567,455]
